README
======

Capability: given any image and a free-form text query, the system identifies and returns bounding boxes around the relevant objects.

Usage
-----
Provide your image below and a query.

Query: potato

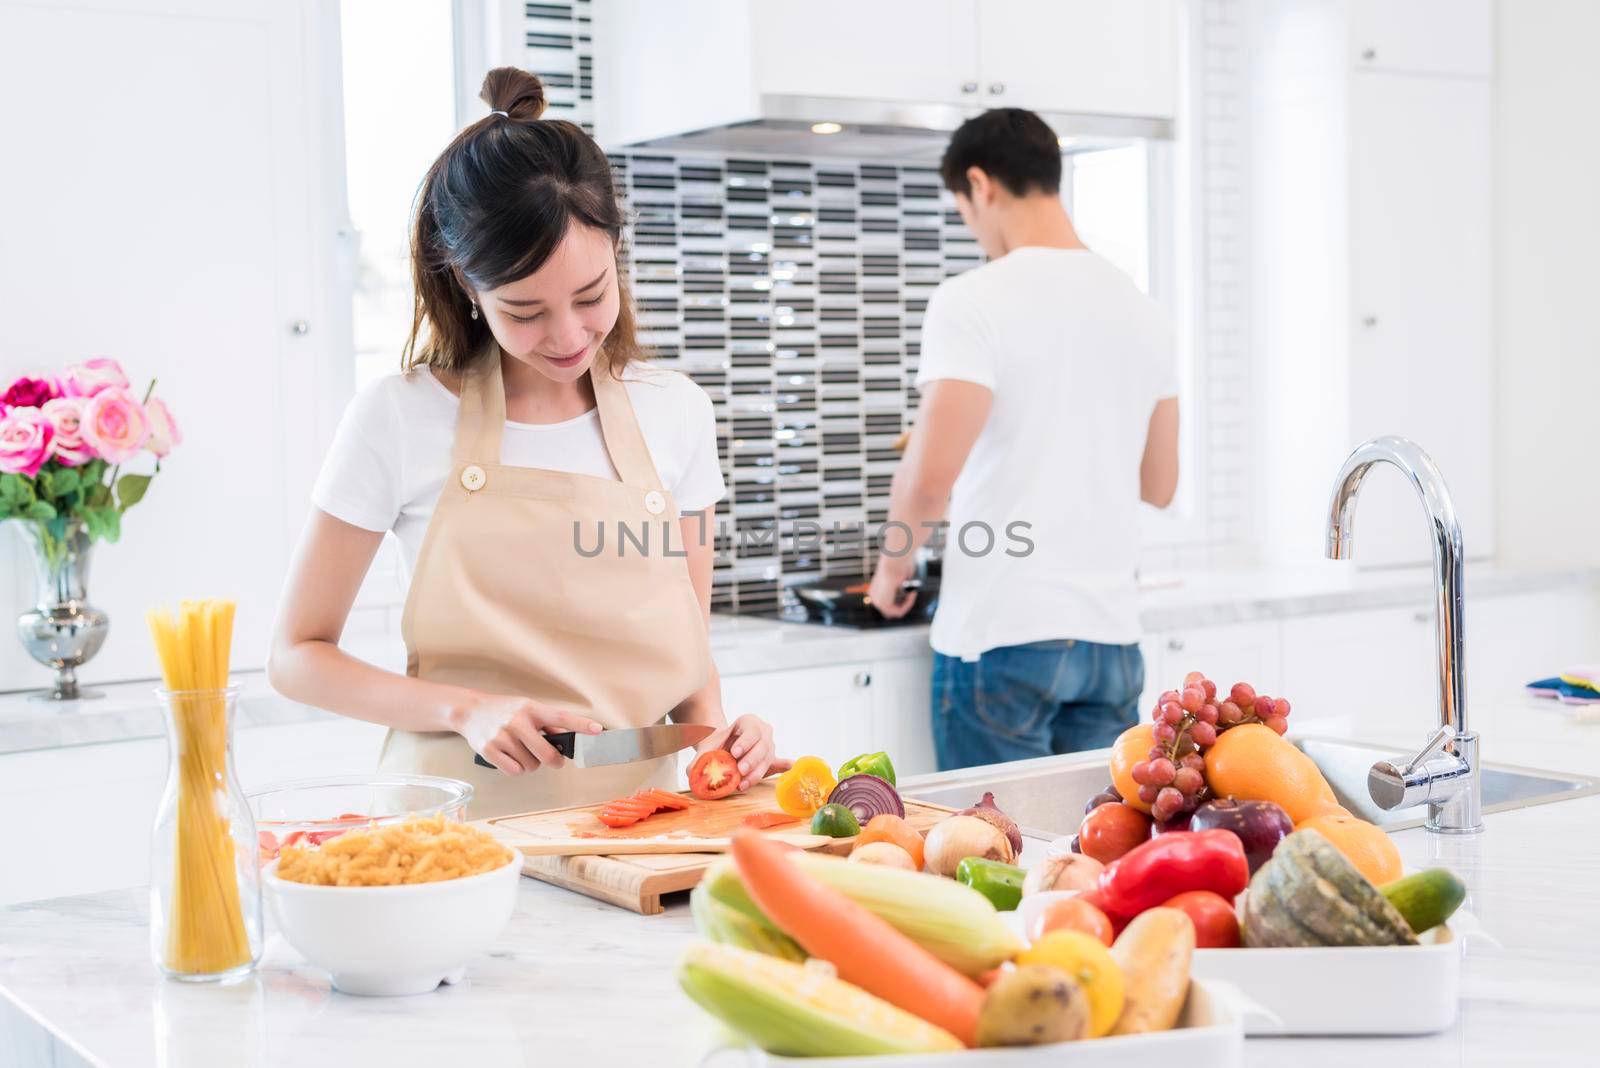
[1108,907,1196,1035]
[976,964,1090,1047]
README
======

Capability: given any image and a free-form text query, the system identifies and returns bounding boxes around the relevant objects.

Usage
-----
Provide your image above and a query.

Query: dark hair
[403,67,644,374]
[938,108,1062,198]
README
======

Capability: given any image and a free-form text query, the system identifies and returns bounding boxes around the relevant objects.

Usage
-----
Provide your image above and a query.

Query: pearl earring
[470,303,480,321]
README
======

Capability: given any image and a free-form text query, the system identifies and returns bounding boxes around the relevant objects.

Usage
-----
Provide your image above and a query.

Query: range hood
[622,94,1176,162]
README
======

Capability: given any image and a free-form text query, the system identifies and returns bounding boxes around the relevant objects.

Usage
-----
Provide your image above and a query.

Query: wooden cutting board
[475,781,956,915]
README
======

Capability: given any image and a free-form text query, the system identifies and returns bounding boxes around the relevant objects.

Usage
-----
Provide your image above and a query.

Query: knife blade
[472,722,715,770]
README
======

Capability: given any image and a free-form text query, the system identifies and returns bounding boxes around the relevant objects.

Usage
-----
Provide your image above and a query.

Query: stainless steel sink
[902,739,1600,839]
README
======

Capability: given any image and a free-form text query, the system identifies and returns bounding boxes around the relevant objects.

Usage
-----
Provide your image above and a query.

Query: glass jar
[150,686,262,981]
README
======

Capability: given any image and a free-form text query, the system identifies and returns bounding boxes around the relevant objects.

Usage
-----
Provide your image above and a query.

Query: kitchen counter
[4,700,1599,1067]
[0,614,932,756]
[4,563,1594,757]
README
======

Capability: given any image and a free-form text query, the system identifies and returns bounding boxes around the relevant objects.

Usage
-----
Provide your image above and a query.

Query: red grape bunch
[1130,671,1293,823]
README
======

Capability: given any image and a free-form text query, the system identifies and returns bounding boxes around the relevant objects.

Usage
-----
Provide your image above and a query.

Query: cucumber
[1380,868,1466,934]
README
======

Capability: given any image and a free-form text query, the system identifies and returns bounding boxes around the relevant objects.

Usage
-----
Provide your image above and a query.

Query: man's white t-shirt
[916,247,1177,661]
[311,362,725,577]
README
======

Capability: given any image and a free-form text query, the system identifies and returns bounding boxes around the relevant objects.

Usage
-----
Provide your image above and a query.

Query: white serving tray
[1013,890,1472,1036]
[1190,926,1462,1035]
[699,978,1245,1067]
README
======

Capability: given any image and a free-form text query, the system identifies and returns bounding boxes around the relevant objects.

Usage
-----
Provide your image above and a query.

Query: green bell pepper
[956,857,1026,912]
[837,751,896,788]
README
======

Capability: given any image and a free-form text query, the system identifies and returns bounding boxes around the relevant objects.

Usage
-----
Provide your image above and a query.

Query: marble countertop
[4,699,1599,1067]
[4,563,1594,757]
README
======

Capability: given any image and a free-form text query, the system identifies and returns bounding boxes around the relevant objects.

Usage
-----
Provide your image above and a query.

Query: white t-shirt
[312,362,725,577]
[916,247,1177,660]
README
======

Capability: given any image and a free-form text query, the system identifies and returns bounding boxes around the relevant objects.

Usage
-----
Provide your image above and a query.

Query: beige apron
[378,348,711,818]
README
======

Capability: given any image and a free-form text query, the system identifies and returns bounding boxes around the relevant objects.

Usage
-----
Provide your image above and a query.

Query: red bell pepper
[1096,829,1249,917]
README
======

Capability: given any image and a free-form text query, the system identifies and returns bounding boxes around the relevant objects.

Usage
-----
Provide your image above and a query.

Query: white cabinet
[1349,0,1492,77]
[1346,73,1494,566]
[0,717,384,907]
[718,653,936,775]
[0,0,352,688]
[1280,606,1436,726]
[1140,621,1285,714]
[1247,0,1494,569]
[597,0,1178,148]
[755,0,1177,116]
[719,661,878,763]
[975,0,1178,118]
[755,0,975,106]
[868,655,937,777]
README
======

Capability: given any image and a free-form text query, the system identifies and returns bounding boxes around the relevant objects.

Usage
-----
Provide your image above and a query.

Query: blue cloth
[931,639,1145,771]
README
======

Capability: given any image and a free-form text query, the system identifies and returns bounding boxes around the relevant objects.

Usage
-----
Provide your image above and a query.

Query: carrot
[731,831,983,1047]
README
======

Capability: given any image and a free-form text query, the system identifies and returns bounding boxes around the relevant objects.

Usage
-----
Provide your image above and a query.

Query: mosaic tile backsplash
[611,153,981,614]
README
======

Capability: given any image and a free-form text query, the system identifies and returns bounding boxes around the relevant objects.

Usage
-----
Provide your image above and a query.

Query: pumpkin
[1239,830,1417,948]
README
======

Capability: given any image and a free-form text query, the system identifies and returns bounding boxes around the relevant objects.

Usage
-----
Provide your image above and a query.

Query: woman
[269,68,782,817]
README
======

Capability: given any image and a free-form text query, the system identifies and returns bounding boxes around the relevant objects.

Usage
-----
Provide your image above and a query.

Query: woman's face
[476,224,620,385]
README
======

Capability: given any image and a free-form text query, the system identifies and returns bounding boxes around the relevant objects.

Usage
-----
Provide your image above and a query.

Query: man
[868,108,1179,770]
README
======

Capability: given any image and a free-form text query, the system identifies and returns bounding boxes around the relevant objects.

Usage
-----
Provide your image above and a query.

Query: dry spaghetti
[147,598,251,976]
[274,814,513,887]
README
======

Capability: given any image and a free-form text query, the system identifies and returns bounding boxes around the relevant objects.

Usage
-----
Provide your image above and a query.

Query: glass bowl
[248,775,474,862]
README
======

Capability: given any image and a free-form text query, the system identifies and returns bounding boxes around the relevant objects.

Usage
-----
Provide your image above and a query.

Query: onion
[923,814,1015,878]
[848,842,917,870]
[1021,853,1105,897]
[827,774,903,826]
[959,792,1023,857]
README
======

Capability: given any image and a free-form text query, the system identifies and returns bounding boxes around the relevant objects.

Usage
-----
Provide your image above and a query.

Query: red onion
[827,774,903,826]
[959,792,1023,856]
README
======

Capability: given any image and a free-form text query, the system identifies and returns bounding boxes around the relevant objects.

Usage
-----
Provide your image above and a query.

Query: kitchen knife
[472,722,715,770]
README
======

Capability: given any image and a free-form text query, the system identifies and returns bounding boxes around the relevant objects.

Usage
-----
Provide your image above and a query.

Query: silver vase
[13,519,108,701]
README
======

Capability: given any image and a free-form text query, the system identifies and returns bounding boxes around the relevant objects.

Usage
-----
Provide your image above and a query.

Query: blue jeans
[932,640,1145,771]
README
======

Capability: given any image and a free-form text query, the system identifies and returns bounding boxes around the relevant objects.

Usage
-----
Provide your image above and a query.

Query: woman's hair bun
[479,67,547,121]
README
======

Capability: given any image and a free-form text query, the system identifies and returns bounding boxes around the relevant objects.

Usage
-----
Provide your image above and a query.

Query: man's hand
[868,552,919,620]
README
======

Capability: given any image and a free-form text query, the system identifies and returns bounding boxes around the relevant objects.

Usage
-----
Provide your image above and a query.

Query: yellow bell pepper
[775,756,838,817]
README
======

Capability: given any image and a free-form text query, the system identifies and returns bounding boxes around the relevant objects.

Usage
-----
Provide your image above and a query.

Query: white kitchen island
[4,695,1599,1068]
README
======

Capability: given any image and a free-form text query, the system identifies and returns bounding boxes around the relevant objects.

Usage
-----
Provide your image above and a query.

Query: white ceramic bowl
[264,852,521,996]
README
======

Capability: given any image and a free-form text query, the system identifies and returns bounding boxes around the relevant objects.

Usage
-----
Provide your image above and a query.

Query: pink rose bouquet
[0,358,178,547]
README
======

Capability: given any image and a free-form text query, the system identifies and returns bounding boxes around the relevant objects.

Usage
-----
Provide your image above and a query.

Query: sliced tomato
[688,749,740,800]
[641,789,693,811]
[601,801,653,819]
[597,810,640,828]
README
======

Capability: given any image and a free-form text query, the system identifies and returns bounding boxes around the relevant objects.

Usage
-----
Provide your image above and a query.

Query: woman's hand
[448,691,603,775]
[696,714,790,791]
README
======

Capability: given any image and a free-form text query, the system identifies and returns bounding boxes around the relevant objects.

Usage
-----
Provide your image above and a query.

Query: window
[340,0,457,388]
[1065,138,1200,550]
[1067,143,1152,293]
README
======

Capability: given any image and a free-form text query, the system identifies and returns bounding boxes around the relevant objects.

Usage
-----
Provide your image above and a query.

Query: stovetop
[743,609,931,630]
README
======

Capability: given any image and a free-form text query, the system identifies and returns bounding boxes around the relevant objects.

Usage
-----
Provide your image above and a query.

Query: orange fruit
[1202,723,1339,824]
[1295,813,1403,885]
[1109,723,1156,813]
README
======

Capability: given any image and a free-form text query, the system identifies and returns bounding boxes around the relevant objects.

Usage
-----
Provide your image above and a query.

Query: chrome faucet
[1325,435,1483,834]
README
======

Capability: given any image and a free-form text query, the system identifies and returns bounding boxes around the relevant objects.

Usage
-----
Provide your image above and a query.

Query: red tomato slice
[597,810,640,828]
[688,749,740,800]
[641,789,692,811]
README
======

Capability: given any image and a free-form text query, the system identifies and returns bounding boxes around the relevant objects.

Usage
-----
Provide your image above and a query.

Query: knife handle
[473,731,577,769]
